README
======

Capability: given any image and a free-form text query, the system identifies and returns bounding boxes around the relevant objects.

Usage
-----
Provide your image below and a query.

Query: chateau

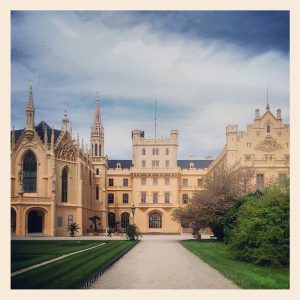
[10,84,290,236]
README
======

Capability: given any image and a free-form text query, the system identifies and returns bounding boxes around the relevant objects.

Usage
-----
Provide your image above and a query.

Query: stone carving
[255,135,283,152]
[55,132,77,161]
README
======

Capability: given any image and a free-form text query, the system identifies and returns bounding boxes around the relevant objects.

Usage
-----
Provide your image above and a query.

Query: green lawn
[181,240,289,289]
[11,240,138,289]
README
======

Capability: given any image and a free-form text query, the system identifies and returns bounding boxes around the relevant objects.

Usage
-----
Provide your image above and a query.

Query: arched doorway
[11,208,16,234]
[28,210,44,233]
[108,212,116,228]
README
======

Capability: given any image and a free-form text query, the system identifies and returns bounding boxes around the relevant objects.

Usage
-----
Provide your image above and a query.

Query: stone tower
[90,92,108,227]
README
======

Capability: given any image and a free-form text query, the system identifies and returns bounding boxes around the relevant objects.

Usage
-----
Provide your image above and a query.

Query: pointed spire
[51,127,54,152]
[61,110,70,132]
[266,88,270,111]
[81,138,84,151]
[77,133,80,147]
[25,81,35,130]
[12,126,15,147]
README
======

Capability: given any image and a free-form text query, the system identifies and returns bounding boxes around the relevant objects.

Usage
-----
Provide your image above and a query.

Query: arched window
[89,170,92,185]
[99,144,102,156]
[91,144,93,156]
[23,150,37,193]
[267,123,271,133]
[149,212,162,228]
[108,212,116,228]
[96,185,99,200]
[95,144,98,156]
[108,193,114,204]
[62,167,68,202]
[121,213,130,228]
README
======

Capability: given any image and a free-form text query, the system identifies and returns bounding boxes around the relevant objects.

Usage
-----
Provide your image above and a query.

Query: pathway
[90,235,238,289]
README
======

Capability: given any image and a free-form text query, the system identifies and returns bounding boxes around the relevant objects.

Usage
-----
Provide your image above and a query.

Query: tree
[89,215,101,233]
[171,165,255,240]
[67,222,80,237]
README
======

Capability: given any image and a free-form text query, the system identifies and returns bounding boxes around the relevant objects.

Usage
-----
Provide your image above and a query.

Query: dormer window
[189,162,194,169]
[116,162,121,169]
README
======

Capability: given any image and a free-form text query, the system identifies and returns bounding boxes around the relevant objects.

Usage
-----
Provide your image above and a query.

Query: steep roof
[11,121,61,144]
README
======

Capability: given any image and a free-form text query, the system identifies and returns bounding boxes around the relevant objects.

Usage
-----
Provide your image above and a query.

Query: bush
[228,186,289,266]
[125,224,142,241]
[224,190,264,243]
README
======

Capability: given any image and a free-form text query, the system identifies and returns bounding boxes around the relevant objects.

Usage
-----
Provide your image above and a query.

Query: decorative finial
[266,88,270,111]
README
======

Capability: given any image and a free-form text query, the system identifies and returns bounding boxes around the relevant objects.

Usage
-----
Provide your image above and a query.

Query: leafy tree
[88,215,101,232]
[171,165,255,240]
[67,222,80,237]
[228,185,289,266]
[125,224,142,241]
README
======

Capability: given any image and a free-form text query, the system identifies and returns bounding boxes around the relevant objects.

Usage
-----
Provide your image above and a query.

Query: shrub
[228,186,289,266]
[125,224,142,241]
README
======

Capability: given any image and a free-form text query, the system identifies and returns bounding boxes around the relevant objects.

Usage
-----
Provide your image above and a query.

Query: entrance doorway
[28,210,44,233]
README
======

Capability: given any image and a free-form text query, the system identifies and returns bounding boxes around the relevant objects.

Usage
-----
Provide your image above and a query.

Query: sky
[11,11,290,160]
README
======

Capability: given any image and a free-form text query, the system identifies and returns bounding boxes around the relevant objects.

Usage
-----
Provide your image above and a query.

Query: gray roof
[108,160,133,169]
[177,160,213,169]
[108,159,213,169]
[11,121,61,144]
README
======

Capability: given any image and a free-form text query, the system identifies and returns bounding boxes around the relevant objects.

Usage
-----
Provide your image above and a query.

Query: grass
[11,240,138,289]
[181,240,289,289]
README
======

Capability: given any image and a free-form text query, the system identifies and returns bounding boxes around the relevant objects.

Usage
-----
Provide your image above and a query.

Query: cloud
[11,11,289,159]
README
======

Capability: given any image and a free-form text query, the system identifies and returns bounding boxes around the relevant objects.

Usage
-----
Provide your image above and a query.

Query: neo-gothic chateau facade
[11,84,290,236]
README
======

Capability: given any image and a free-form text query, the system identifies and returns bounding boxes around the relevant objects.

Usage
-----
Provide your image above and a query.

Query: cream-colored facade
[11,84,289,236]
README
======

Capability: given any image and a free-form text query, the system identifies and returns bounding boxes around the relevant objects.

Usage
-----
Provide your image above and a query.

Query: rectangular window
[197,178,203,187]
[165,192,170,203]
[165,177,170,185]
[142,160,146,168]
[166,148,169,155]
[182,178,188,187]
[141,177,146,185]
[123,193,129,203]
[279,174,287,188]
[67,215,73,225]
[152,160,159,168]
[165,160,169,168]
[153,192,158,203]
[256,174,264,190]
[142,148,146,155]
[108,178,114,186]
[108,193,114,204]
[182,194,188,204]
[152,148,159,155]
[123,178,128,186]
[141,192,146,203]
[96,168,99,175]
[57,216,62,227]
[153,177,158,185]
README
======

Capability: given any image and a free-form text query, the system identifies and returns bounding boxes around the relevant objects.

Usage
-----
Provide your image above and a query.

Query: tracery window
[23,150,37,193]
[149,212,162,228]
[62,167,68,202]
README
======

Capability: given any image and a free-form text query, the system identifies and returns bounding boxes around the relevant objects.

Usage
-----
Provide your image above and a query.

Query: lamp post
[131,203,136,225]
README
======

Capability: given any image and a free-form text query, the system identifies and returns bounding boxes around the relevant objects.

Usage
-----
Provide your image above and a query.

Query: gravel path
[90,235,238,289]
